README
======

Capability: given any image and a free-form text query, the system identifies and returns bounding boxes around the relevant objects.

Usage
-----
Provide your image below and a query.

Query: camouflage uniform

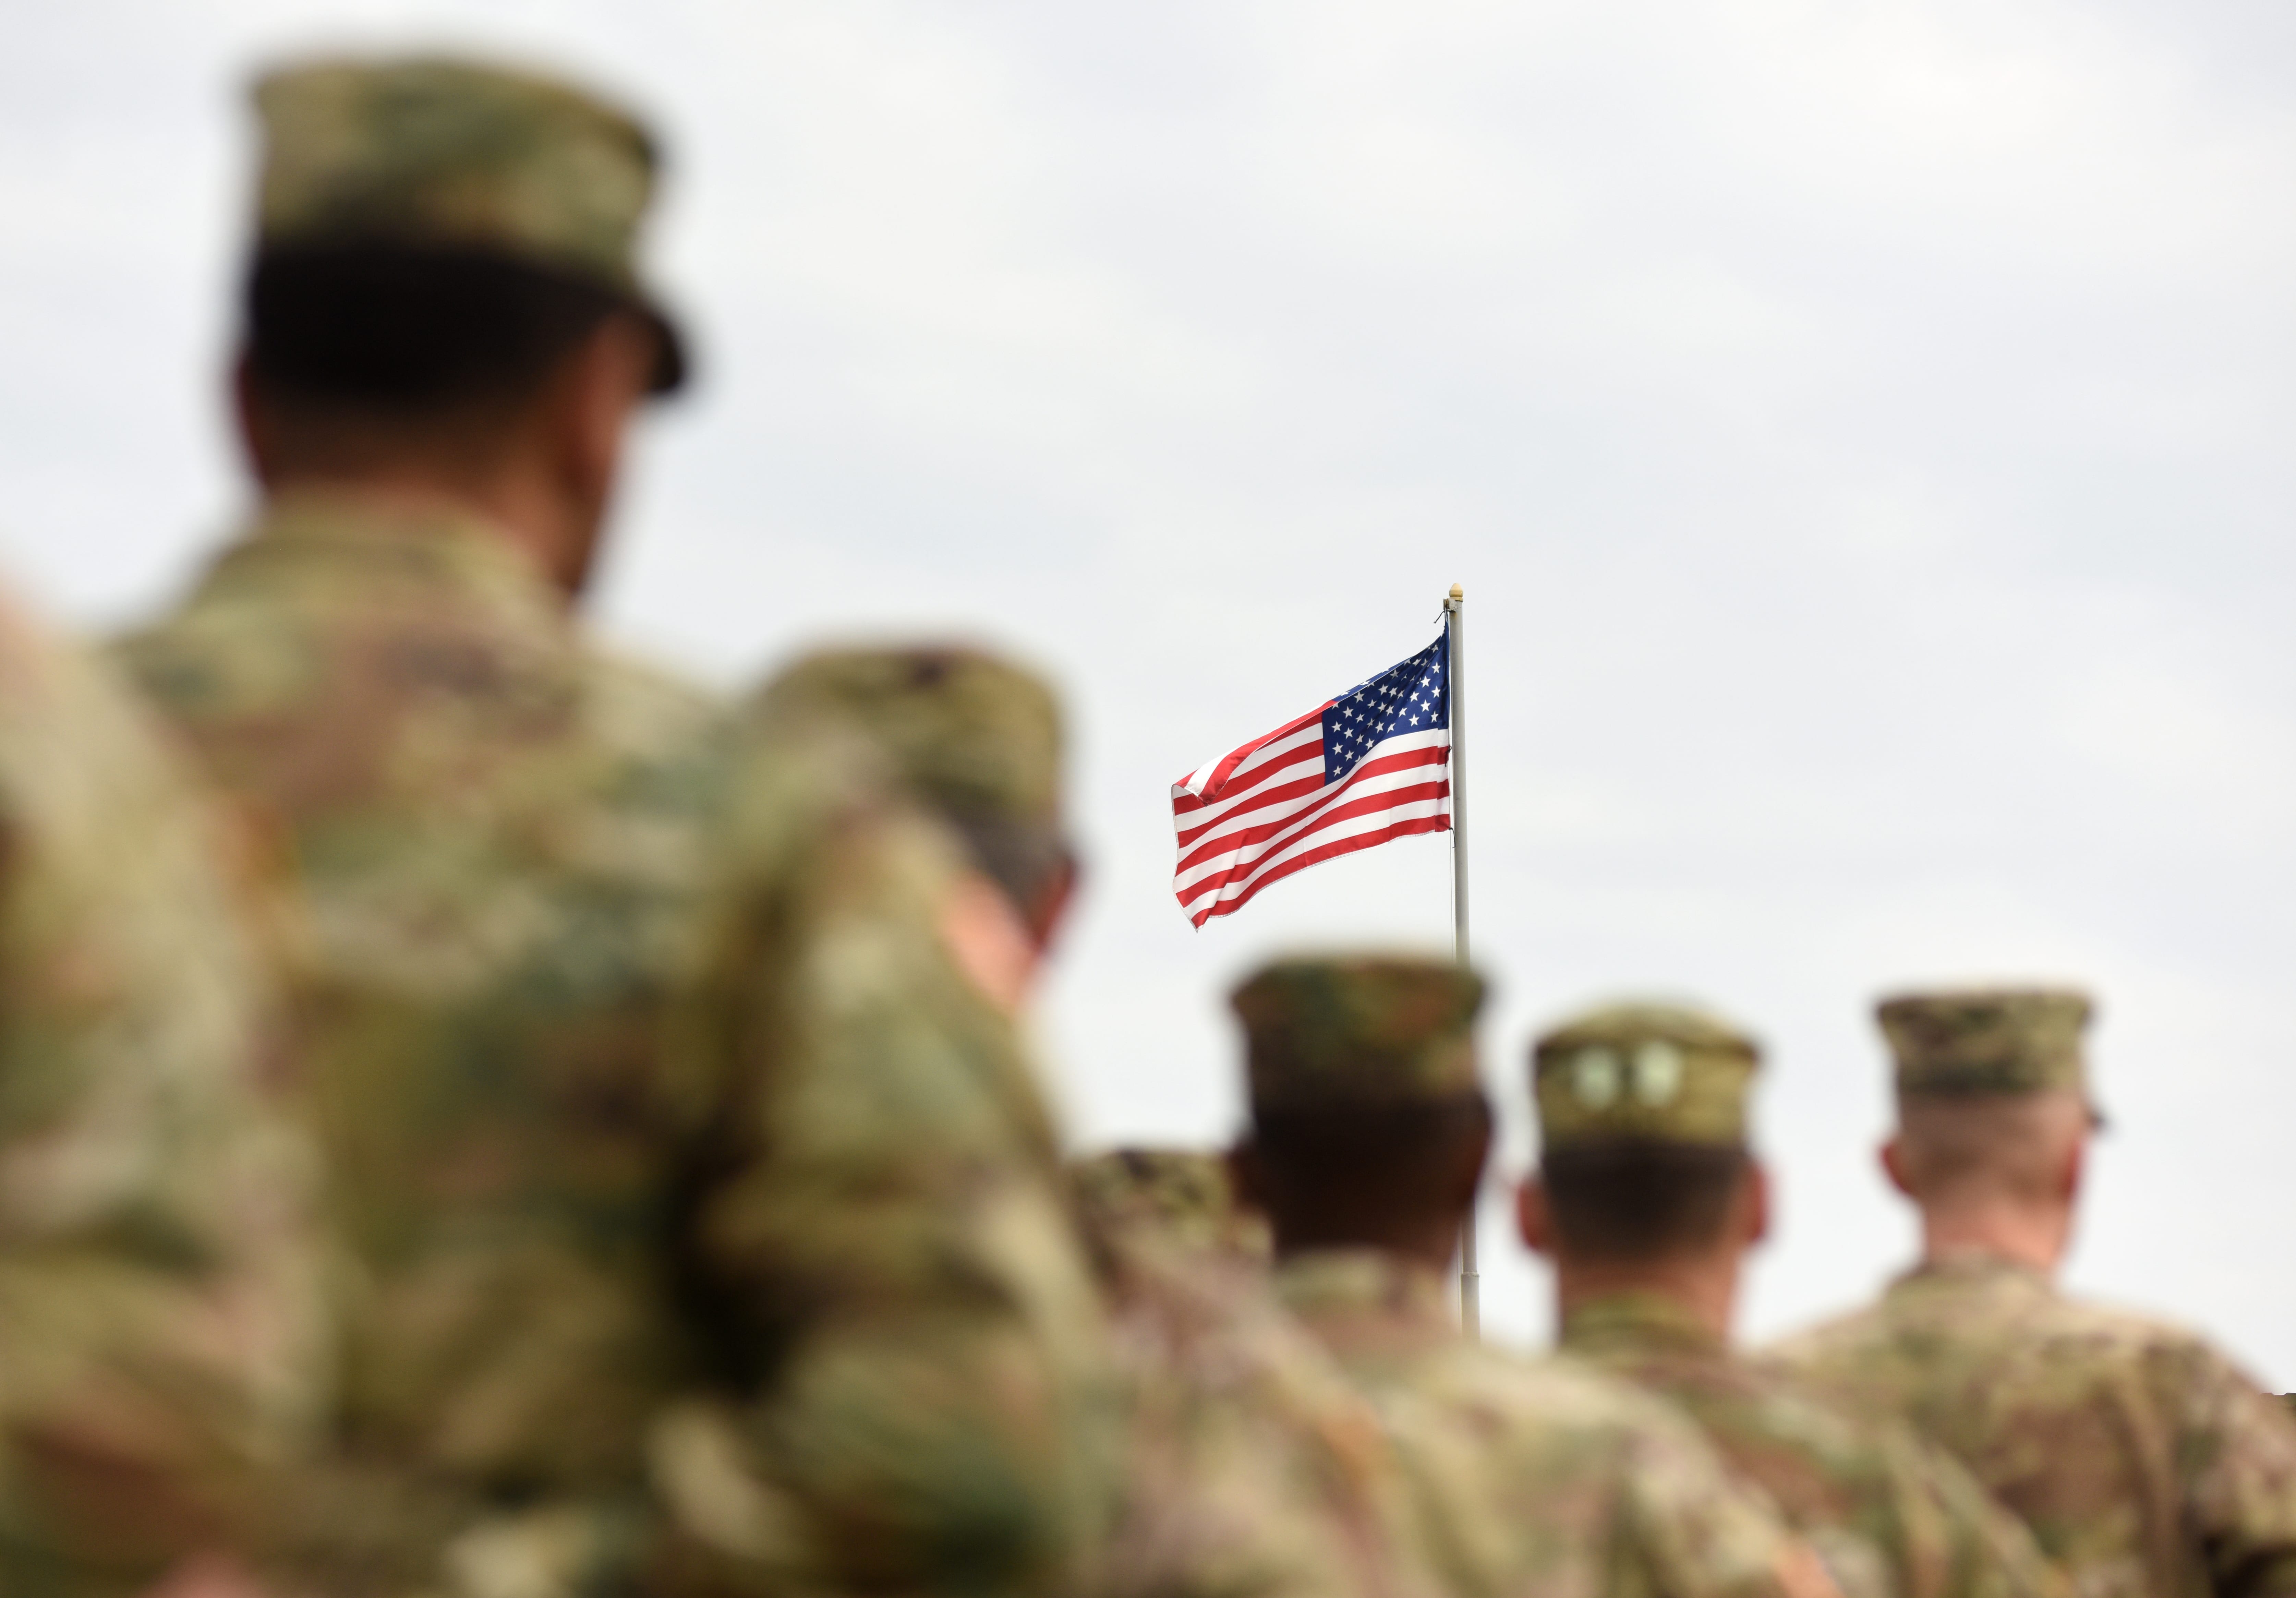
[120,62,1116,1598]
[1533,1005,2062,1598]
[1767,989,2296,1598]
[756,650,1418,1598]
[1240,957,1836,1598]
[0,587,324,1597]
[1069,1148,1270,1267]
[1079,1170,1431,1598]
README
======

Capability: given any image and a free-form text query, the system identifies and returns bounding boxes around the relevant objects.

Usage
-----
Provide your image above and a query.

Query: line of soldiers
[0,43,2293,1598]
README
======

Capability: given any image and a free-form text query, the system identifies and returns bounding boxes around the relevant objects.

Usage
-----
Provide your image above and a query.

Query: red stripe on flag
[1176,778,1449,910]
[1185,811,1452,927]
[1175,749,1450,875]
[1170,635,1452,925]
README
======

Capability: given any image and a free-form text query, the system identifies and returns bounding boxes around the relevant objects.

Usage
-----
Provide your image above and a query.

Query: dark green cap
[1233,954,1485,1115]
[1533,1001,1760,1151]
[251,54,686,389]
[1878,987,2096,1106]
[754,645,1064,834]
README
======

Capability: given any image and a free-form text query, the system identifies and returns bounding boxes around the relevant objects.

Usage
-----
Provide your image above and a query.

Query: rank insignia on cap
[1533,1002,1759,1152]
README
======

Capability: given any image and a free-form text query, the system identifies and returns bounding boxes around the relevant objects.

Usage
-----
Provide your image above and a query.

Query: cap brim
[640,300,687,395]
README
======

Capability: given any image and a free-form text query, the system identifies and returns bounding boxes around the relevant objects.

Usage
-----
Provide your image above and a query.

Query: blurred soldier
[746,646,1426,1598]
[1228,954,1845,1598]
[1069,1146,1271,1267]
[1066,1143,1418,1598]
[1517,1003,2062,1598]
[1767,989,2296,1598]
[0,589,323,1597]
[118,62,1114,1597]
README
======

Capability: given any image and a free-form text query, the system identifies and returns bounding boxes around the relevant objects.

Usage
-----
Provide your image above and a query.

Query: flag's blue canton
[1321,635,1448,784]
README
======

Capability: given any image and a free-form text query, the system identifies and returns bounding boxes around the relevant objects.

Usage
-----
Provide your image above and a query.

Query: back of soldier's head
[1231,954,1488,1243]
[240,55,686,429]
[1530,1001,1759,1263]
[1879,987,2099,1207]
[752,645,1071,921]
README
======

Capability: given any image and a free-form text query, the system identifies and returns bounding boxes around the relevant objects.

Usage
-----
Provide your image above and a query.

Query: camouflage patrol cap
[1532,1002,1760,1151]
[1233,954,1485,1115]
[1877,986,2095,1105]
[251,55,686,389]
[757,645,1064,832]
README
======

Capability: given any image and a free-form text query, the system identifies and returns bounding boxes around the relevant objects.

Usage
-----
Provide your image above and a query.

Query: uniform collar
[1560,1290,1727,1359]
[1896,1250,2053,1294]
[227,488,568,623]
[1273,1247,1453,1331]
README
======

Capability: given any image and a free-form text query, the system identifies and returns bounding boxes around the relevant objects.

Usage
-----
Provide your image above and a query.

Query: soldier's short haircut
[1250,1092,1490,1222]
[1539,1139,1750,1262]
[1891,1088,2088,1207]
[244,242,629,412]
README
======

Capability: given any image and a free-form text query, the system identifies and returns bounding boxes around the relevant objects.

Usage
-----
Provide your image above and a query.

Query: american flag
[1171,635,1451,927]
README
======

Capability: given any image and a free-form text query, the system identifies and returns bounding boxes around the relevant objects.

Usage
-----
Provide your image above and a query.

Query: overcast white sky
[7,0,2296,1374]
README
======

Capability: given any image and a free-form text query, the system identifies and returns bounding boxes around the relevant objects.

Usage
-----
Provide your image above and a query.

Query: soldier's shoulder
[2038,1292,2285,1420]
[702,671,931,873]
[1764,1299,1895,1371]
[1433,1341,1731,1465]
[580,642,733,767]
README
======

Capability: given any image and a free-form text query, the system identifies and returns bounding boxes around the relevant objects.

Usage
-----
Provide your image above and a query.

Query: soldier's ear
[1022,852,1079,955]
[1743,1161,1772,1247]
[1515,1176,1556,1257]
[1878,1136,1914,1199]
[1226,1140,1269,1215]
[232,350,281,488]
[2057,1131,2085,1206]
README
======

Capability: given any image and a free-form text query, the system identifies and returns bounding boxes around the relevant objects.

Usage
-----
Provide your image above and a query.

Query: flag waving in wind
[1171,635,1452,927]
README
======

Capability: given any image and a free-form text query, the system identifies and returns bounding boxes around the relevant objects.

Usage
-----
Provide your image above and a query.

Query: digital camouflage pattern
[0,586,325,1597]
[753,645,1072,942]
[1070,1146,1270,1266]
[773,645,1412,1598]
[1278,1250,1837,1598]
[645,673,1120,1598]
[117,491,1119,1596]
[1874,990,2092,1104]
[1078,1187,1433,1598]
[755,645,1064,835]
[1232,956,1484,1113]
[1769,1255,2296,1598]
[1563,1294,2065,1598]
[114,490,732,1591]
[1533,1002,1760,1150]
[252,54,685,389]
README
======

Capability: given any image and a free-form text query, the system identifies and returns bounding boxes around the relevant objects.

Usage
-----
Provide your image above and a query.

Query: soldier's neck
[1917,1202,2069,1278]
[1552,1249,1739,1343]
[260,467,602,603]
[1271,1213,1463,1273]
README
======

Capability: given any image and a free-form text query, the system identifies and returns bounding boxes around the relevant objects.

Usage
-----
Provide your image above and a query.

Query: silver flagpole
[1444,582,1477,1339]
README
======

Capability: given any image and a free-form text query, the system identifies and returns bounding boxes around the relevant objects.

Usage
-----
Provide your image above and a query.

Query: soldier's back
[1279,1249,1819,1598]
[1769,1255,2296,1598]
[1566,1295,2060,1598]
[1068,1150,1432,1598]
[117,492,732,1582]
[0,583,324,1596]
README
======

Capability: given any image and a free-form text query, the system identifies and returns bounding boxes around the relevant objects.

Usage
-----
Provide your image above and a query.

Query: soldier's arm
[0,627,325,1590]
[652,720,1119,1597]
[1613,1405,1843,1598]
[2167,1343,2296,1598]
[1877,1425,2068,1598]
